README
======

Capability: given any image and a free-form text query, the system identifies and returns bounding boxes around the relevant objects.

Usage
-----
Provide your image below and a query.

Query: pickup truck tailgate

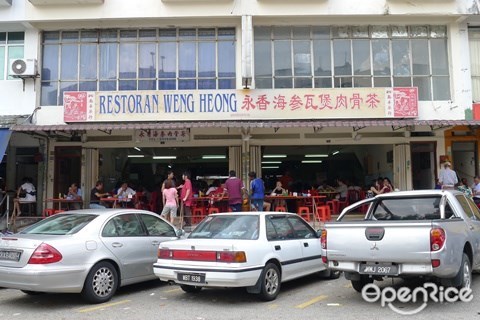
[325,221,433,263]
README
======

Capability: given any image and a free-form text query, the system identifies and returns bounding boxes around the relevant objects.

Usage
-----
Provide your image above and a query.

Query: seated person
[117,182,136,207]
[335,179,348,201]
[206,179,221,196]
[11,177,36,224]
[317,181,336,192]
[66,182,83,210]
[270,180,286,209]
[89,180,110,209]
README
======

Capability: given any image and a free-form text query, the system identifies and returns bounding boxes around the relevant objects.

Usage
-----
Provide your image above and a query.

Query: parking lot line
[295,295,328,309]
[164,288,181,293]
[77,300,131,313]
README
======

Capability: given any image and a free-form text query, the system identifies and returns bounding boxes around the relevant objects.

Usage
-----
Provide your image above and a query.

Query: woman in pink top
[161,179,178,224]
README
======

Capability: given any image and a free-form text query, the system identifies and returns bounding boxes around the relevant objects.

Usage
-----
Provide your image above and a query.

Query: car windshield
[19,214,98,235]
[189,215,259,240]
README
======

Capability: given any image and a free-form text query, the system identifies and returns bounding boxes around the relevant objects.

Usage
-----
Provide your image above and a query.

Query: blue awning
[0,129,11,164]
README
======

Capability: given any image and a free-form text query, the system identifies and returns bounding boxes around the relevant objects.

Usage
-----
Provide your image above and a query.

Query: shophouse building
[0,0,479,212]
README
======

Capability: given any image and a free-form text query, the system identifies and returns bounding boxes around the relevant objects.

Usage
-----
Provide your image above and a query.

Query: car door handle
[275,245,281,251]
[112,242,123,248]
[303,242,309,247]
[151,240,160,246]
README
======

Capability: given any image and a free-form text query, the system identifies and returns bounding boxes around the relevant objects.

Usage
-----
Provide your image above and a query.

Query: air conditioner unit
[10,58,37,77]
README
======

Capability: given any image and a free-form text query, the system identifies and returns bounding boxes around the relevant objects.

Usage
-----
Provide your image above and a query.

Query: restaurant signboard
[63,87,418,122]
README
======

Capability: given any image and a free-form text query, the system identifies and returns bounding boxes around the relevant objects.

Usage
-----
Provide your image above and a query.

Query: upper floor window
[254,25,449,101]
[41,28,236,106]
[469,28,480,102]
[0,32,24,80]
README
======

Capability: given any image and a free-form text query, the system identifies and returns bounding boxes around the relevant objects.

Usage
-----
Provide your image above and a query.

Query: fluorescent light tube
[127,155,144,158]
[262,166,279,169]
[302,160,323,164]
[134,147,141,151]
[263,155,287,158]
[305,154,329,158]
[332,150,340,155]
[152,156,177,160]
[261,161,282,164]
[202,155,226,159]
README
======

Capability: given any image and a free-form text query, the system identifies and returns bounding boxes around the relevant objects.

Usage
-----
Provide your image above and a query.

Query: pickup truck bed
[321,190,480,292]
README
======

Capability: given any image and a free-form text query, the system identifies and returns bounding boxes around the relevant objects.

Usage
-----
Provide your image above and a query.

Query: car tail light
[431,259,441,268]
[158,249,173,259]
[321,256,328,264]
[217,251,247,263]
[28,243,62,264]
[320,229,327,249]
[430,228,445,251]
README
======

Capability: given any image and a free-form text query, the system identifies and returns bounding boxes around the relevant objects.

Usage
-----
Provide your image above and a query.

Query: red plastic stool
[326,200,339,215]
[275,206,287,212]
[192,207,205,223]
[297,206,311,221]
[42,209,55,218]
[316,205,331,222]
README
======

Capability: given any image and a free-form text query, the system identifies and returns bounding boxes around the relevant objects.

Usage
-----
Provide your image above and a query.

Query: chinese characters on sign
[63,88,418,123]
[135,129,190,142]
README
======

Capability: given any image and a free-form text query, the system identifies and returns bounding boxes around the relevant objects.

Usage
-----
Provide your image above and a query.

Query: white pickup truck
[321,190,480,292]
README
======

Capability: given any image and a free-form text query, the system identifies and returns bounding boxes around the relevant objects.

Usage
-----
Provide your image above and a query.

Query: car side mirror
[176,229,185,237]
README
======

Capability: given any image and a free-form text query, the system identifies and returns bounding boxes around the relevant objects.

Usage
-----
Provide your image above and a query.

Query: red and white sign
[64,87,418,123]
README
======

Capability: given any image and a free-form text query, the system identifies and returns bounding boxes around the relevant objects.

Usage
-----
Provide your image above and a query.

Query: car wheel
[351,276,373,293]
[81,261,118,304]
[180,285,202,293]
[259,263,281,301]
[21,290,45,295]
[455,253,472,290]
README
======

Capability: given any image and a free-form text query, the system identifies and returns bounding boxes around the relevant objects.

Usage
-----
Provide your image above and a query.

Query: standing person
[180,171,193,228]
[472,176,480,206]
[438,161,458,190]
[11,177,36,224]
[66,182,83,210]
[249,171,265,211]
[223,170,245,212]
[161,170,176,192]
[89,180,109,209]
[161,179,178,224]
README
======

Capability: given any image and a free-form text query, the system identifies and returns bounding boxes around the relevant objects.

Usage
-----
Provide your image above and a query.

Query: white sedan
[153,212,338,301]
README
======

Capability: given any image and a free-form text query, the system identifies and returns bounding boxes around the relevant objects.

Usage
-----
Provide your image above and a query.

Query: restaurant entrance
[54,147,81,198]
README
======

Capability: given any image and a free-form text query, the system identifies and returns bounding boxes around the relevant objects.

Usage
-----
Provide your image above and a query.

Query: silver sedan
[0,209,183,303]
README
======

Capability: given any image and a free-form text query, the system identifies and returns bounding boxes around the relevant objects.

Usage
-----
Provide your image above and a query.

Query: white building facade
[0,0,479,210]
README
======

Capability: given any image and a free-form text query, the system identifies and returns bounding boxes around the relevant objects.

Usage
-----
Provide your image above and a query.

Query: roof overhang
[10,119,480,133]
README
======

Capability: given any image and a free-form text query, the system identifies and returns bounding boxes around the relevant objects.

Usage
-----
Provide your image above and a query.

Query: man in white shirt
[117,182,136,207]
[473,176,480,205]
[438,161,458,190]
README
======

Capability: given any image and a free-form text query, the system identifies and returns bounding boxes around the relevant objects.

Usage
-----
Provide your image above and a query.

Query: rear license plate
[360,264,398,275]
[0,250,22,262]
[177,272,206,284]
